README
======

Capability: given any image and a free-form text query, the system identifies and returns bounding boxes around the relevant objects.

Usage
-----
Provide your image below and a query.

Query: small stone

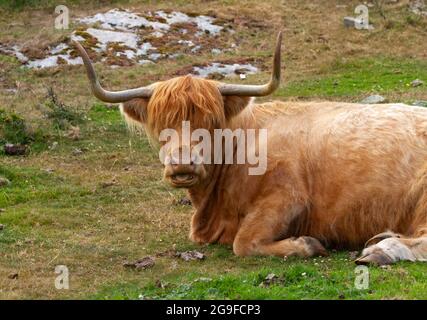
[361,95,386,104]
[239,74,247,80]
[4,143,27,156]
[211,48,221,55]
[72,148,83,156]
[234,68,249,75]
[123,256,155,270]
[176,250,205,261]
[0,224,4,230]
[49,141,58,150]
[8,273,18,280]
[176,197,192,206]
[410,0,427,16]
[411,79,424,87]
[0,177,11,187]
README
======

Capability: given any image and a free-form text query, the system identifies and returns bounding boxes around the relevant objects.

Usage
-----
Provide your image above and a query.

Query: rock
[0,177,11,187]
[234,68,249,75]
[0,224,4,230]
[4,143,28,156]
[410,0,427,16]
[72,148,83,156]
[361,95,386,104]
[259,273,285,287]
[412,100,427,107]
[176,250,205,261]
[411,79,424,87]
[49,141,58,150]
[175,197,192,206]
[0,208,5,213]
[211,48,221,55]
[123,256,155,270]
[8,272,18,280]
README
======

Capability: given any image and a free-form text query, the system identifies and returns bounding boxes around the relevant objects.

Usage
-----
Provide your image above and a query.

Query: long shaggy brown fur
[120,75,427,263]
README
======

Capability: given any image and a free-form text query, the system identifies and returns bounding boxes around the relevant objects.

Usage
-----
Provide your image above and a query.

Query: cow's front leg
[233,200,327,258]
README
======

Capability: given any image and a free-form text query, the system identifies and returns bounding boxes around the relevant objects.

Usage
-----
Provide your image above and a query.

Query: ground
[0,0,427,299]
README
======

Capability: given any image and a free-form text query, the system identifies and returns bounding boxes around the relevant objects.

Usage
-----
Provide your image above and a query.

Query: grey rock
[411,79,424,87]
[410,0,427,15]
[0,177,11,187]
[4,143,28,156]
[361,95,386,104]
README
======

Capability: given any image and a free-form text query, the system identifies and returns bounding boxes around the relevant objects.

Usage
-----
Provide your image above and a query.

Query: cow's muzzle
[163,146,205,188]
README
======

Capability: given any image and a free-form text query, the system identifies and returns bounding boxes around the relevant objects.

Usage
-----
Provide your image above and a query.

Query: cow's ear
[121,98,149,123]
[223,96,253,119]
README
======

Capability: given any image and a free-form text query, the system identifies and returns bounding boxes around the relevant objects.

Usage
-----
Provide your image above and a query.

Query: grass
[277,57,427,101]
[0,0,427,300]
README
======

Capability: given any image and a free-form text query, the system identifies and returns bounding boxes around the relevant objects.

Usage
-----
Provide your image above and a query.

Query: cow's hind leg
[355,233,427,265]
[356,164,427,265]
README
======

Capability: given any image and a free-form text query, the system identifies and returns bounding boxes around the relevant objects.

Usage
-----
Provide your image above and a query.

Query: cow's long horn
[73,41,153,103]
[218,31,282,97]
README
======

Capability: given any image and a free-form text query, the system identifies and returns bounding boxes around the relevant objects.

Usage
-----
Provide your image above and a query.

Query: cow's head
[74,32,282,188]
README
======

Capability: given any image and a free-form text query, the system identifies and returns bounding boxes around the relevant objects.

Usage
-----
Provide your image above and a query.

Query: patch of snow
[1,8,230,69]
[77,8,158,31]
[193,63,258,78]
[85,28,139,50]
[194,15,223,35]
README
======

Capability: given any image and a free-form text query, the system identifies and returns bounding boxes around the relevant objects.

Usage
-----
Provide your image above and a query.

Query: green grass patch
[91,250,427,300]
[277,57,427,99]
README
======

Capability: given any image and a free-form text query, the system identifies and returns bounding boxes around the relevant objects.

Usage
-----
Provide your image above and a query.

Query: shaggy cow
[74,32,427,265]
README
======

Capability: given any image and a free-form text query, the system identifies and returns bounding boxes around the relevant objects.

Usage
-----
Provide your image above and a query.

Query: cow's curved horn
[218,31,282,97]
[73,41,153,103]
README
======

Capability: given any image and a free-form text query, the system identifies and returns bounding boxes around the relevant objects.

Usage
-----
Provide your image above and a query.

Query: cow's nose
[169,146,200,166]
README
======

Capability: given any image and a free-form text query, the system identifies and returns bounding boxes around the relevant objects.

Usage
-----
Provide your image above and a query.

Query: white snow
[1,8,234,69]
[193,63,258,78]
[85,28,139,50]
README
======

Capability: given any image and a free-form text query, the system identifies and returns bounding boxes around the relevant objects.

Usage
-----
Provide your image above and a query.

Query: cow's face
[74,32,281,188]
[121,76,251,188]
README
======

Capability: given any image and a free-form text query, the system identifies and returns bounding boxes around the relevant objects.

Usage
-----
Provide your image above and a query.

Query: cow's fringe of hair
[146,75,226,136]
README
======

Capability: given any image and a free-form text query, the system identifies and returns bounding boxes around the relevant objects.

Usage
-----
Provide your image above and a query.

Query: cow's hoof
[364,231,401,248]
[297,236,328,257]
[355,237,415,266]
[355,252,394,266]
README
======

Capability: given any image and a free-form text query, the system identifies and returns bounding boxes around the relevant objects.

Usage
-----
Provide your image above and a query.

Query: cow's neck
[187,109,261,244]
